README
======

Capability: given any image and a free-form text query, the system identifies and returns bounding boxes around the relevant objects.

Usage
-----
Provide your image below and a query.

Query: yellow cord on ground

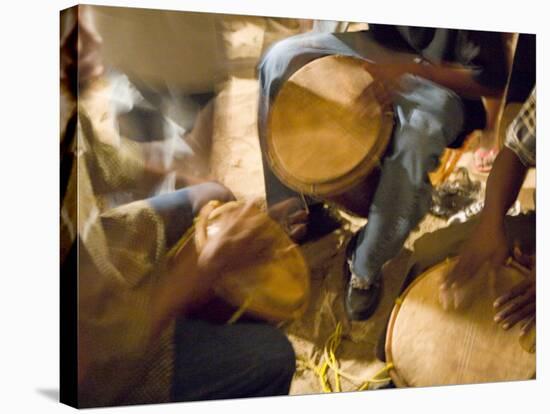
[297,322,393,393]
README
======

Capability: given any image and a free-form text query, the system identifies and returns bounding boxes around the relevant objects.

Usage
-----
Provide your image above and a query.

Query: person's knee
[259,38,294,72]
[397,77,465,144]
[268,331,296,379]
[258,36,301,91]
[253,326,296,383]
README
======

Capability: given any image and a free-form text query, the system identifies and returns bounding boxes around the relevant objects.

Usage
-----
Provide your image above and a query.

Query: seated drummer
[257,24,509,320]
[442,87,536,337]
[62,7,295,407]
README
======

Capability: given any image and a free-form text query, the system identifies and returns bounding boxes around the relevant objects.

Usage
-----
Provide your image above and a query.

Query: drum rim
[385,257,531,388]
[266,54,395,197]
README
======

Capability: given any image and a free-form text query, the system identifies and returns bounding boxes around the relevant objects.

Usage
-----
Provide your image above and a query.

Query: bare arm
[440,147,527,309]
[413,63,503,98]
[482,96,504,131]
[364,60,504,100]
[480,146,527,228]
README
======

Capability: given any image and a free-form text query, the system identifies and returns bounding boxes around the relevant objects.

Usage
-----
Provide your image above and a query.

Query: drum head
[386,258,535,387]
[196,201,310,322]
[267,56,393,195]
[267,55,393,196]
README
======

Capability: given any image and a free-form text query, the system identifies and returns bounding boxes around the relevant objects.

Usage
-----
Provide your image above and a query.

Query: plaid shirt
[505,88,536,167]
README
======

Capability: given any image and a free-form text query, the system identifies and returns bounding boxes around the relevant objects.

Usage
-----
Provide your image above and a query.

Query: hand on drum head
[197,199,279,276]
[494,252,536,336]
[439,221,508,310]
[362,61,418,104]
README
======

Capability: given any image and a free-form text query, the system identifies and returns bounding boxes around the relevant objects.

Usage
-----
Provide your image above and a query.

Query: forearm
[413,64,502,99]
[483,95,504,130]
[480,147,527,227]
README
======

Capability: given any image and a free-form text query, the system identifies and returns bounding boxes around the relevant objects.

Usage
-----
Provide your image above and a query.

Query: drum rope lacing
[296,321,393,392]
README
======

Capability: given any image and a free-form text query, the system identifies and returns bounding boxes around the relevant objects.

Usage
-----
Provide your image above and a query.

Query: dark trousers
[171,319,296,402]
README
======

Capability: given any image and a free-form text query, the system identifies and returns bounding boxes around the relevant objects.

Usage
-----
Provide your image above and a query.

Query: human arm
[440,88,536,309]
[477,95,505,150]
[439,146,527,309]
[364,30,509,99]
[364,60,503,99]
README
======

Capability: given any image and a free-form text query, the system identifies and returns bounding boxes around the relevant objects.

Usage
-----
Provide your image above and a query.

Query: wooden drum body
[175,201,310,323]
[386,258,536,387]
[267,55,394,217]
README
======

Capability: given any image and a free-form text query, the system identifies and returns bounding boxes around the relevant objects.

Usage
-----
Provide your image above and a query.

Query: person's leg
[346,75,465,320]
[170,319,295,402]
[147,182,234,248]
[258,31,373,206]
[258,31,400,241]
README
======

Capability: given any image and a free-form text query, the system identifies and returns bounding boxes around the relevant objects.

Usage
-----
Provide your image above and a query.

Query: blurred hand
[364,61,411,83]
[440,220,508,310]
[494,252,535,336]
[197,200,277,278]
[162,200,278,314]
[268,198,308,242]
[361,61,423,114]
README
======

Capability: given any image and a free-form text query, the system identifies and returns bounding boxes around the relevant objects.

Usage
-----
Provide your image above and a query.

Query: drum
[266,55,394,217]
[385,257,536,387]
[171,201,310,323]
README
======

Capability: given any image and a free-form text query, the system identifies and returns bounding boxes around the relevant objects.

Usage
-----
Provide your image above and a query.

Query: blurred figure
[441,88,536,337]
[61,6,295,407]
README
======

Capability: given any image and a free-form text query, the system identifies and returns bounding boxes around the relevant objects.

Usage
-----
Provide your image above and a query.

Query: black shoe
[344,271,383,321]
[343,233,383,321]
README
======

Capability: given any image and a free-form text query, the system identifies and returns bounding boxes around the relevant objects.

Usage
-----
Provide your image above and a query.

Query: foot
[473,147,499,173]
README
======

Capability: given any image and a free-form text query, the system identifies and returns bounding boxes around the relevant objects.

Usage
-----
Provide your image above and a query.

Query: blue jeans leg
[351,75,465,284]
[170,319,296,402]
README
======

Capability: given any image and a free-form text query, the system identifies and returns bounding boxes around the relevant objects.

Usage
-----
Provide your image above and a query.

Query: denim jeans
[257,31,465,285]
[148,185,296,401]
